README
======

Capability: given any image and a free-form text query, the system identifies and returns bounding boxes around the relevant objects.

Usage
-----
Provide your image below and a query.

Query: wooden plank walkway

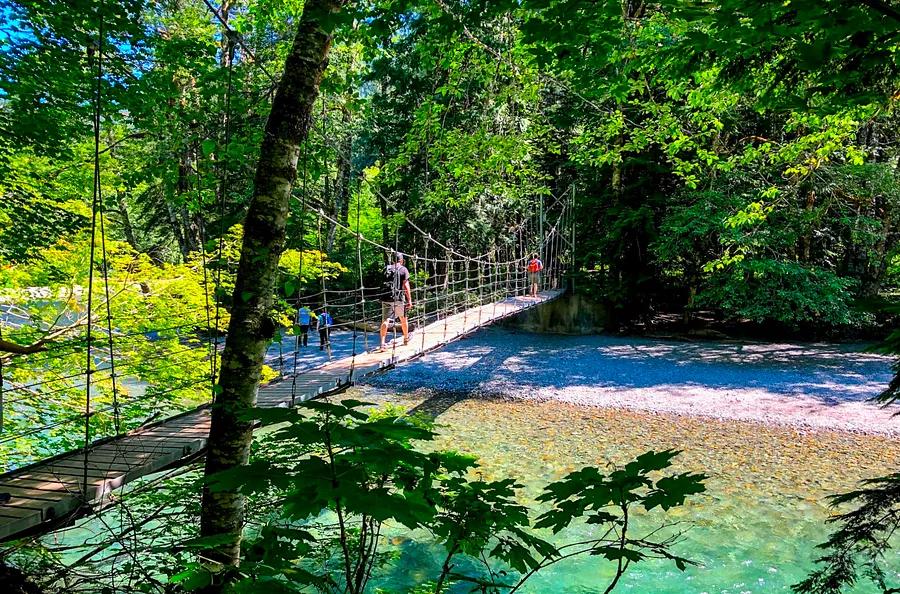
[0,290,563,541]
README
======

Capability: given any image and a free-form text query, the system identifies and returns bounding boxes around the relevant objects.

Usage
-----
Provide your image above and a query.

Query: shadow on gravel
[361,328,893,407]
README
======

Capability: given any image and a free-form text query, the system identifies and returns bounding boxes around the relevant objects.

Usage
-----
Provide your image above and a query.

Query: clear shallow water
[39,331,900,593]
[359,390,900,593]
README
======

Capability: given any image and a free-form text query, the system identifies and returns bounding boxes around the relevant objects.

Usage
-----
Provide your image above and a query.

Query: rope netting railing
[0,8,230,480]
[267,185,572,382]
[0,7,575,532]
[0,181,571,479]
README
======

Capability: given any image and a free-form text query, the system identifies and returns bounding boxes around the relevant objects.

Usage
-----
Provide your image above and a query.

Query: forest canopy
[2,0,897,336]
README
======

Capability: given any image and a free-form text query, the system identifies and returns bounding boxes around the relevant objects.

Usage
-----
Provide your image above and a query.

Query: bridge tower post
[570,183,576,293]
[539,194,545,292]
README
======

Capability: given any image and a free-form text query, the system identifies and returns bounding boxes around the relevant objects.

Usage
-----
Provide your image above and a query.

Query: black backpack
[384,264,403,301]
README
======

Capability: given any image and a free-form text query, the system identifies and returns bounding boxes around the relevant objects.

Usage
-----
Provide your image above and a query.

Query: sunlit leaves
[205,402,705,593]
[0,234,221,470]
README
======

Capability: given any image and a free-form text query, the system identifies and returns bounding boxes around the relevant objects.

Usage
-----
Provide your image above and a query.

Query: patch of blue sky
[0,3,34,51]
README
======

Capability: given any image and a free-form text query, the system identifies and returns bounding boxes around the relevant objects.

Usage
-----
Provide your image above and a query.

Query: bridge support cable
[410,253,419,353]
[81,13,106,503]
[195,147,220,403]
[290,139,311,406]
[0,3,579,546]
[349,168,366,383]
[461,259,469,332]
[0,184,568,545]
[310,200,557,356]
[442,256,451,342]
[210,36,236,395]
[571,184,577,290]
[98,168,121,438]
[420,240,429,352]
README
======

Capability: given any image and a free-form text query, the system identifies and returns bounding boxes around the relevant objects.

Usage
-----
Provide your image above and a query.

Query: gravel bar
[361,327,899,436]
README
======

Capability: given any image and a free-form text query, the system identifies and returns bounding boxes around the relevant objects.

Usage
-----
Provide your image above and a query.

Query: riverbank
[356,329,900,592]
[362,327,898,436]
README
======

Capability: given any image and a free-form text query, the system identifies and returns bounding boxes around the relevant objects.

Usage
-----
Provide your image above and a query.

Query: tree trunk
[218,0,234,68]
[181,205,202,255]
[116,192,139,251]
[198,0,342,587]
[324,154,337,252]
[378,190,390,265]
[166,200,190,261]
[178,137,202,255]
[339,109,352,228]
[799,190,815,262]
[863,198,893,296]
[327,107,353,252]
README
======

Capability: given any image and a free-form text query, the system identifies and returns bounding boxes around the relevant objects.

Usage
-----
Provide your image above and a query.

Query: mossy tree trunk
[198,0,344,586]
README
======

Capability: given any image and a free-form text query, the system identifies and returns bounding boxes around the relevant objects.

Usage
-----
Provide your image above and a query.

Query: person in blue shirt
[317,309,333,351]
[296,305,317,347]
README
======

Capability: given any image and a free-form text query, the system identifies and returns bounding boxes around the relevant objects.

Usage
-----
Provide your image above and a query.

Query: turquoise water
[359,389,900,593]
[35,329,900,593]
[38,390,900,593]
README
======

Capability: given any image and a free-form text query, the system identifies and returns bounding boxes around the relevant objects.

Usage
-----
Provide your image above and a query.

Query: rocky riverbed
[363,327,897,435]
[355,328,900,593]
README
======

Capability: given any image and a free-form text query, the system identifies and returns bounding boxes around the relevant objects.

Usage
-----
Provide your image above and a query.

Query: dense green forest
[3,0,898,334]
[1,0,900,593]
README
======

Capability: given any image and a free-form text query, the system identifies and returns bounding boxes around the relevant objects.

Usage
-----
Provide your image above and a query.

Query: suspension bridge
[0,0,576,546]
[0,188,573,543]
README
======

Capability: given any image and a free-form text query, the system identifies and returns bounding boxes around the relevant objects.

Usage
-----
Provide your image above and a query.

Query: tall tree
[198,0,345,586]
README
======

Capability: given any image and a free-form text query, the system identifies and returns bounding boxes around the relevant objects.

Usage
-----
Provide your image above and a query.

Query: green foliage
[0,234,218,469]
[176,400,705,593]
[3,0,900,590]
[700,259,857,326]
[659,0,900,109]
[0,145,90,262]
[5,0,894,333]
[794,473,900,594]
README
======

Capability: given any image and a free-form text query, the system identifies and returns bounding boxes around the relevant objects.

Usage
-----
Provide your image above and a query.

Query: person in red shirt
[526,253,543,297]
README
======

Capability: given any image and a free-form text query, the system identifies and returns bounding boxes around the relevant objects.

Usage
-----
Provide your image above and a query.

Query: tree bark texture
[165,200,190,261]
[799,190,815,262]
[115,192,139,251]
[198,0,343,582]
[338,108,353,224]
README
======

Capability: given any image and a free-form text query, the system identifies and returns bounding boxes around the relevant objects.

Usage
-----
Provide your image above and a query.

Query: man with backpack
[317,308,333,351]
[379,252,413,351]
[526,253,543,297]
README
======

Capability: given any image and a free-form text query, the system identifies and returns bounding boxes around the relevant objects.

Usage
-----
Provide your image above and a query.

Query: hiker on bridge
[317,308,333,351]
[526,253,543,298]
[379,252,412,351]
[296,304,316,347]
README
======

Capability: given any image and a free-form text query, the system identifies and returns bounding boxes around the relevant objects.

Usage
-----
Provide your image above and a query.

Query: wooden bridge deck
[0,290,563,541]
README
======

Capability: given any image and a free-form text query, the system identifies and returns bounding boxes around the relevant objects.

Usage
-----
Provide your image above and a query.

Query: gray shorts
[528,271,541,284]
[384,301,406,321]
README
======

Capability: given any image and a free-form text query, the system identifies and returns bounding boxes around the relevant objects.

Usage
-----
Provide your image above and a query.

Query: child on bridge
[317,308,333,351]
[296,304,316,347]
